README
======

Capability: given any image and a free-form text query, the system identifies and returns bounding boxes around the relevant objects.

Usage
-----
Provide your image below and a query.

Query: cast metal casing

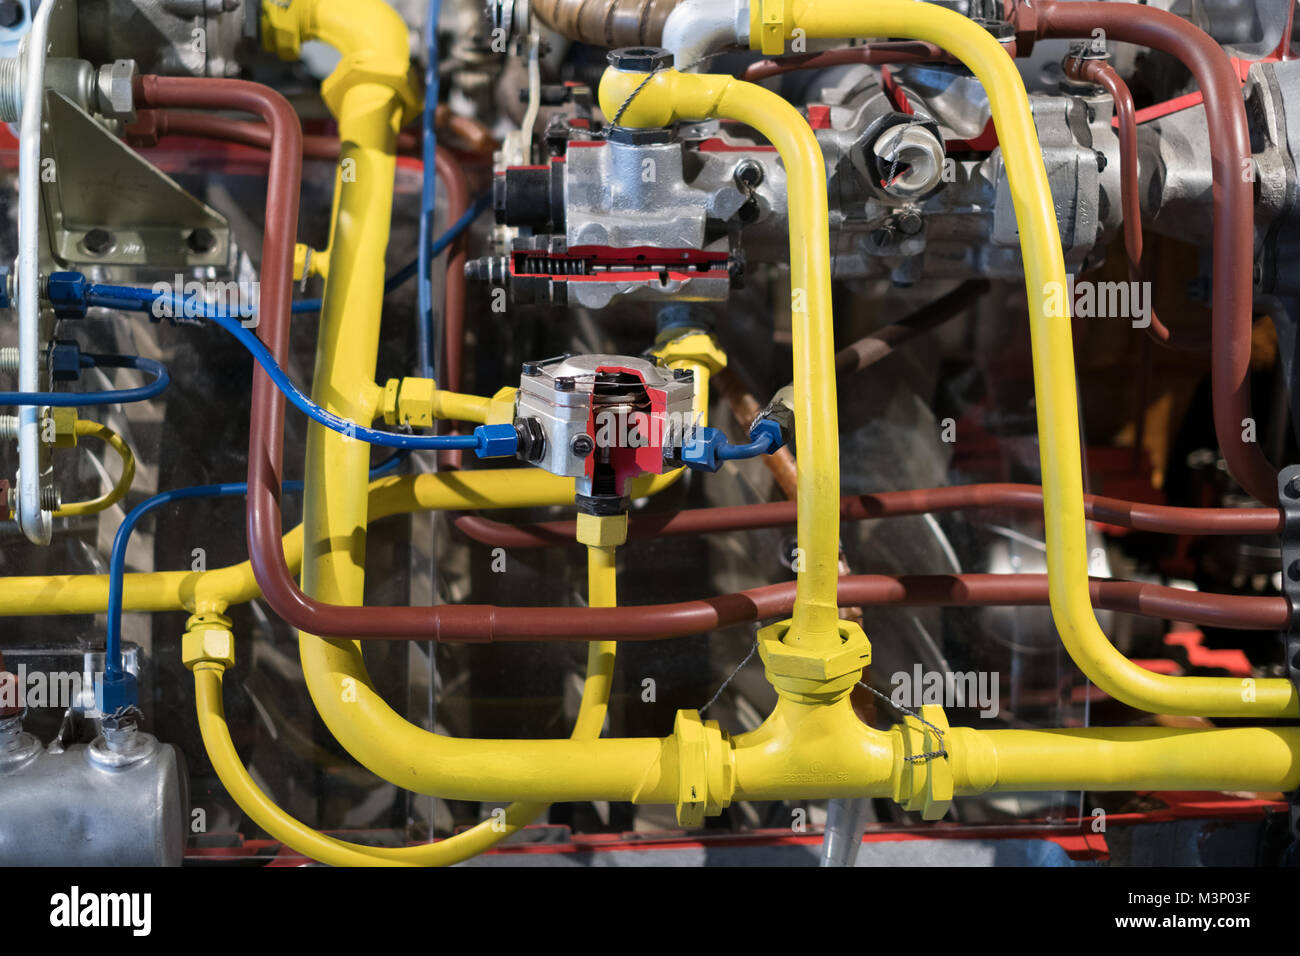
[514,353,696,497]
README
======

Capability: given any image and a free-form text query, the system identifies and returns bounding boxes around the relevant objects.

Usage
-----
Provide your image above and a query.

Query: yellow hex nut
[575,511,628,548]
[182,613,236,671]
[396,377,436,428]
[758,618,872,682]
[46,408,79,449]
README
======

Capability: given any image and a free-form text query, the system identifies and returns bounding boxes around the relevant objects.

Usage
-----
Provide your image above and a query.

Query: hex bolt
[83,228,115,256]
[571,434,595,457]
[0,2,23,29]
[555,376,576,392]
[896,207,924,236]
[186,228,217,254]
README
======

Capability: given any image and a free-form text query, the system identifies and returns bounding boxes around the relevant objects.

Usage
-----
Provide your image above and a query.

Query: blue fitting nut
[96,672,138,715]
[0,263,12,310]
[47,271,89,319]
[49,340,83,382]
[474,423,519,459]
[680,425,726,472]
[750,417,784,452]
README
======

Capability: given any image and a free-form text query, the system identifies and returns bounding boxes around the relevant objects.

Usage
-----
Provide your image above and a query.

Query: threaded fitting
[0,56,21,124]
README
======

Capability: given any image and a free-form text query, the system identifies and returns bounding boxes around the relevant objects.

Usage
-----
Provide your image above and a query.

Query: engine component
[514,352,695,509]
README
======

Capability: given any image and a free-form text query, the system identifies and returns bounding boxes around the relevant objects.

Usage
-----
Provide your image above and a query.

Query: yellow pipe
[0,468,677,616]
[763,0,1298,717]
[52,419,135,518]
[191,538,622,866]
[597,65,842,649]
[432,390,493,424]
[949,726,1300,793]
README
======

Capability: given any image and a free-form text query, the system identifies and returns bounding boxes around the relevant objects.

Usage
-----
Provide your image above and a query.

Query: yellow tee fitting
[757,618,871,704]
[182,611,237,671]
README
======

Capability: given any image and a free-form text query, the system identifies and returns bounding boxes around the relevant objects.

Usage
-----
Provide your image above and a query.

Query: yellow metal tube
[0,469,618,616]
[764,0,1298,717]
[52,419,136,518]
[597,65,842,649]
[191,538,624,866]
[949,726,1300,793]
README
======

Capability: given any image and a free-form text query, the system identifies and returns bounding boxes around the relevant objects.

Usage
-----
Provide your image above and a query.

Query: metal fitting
[95,59,137,123]
[607,46,674,73]
[182,612,237,671]
[871,123,946,199]
[757,618,872,705]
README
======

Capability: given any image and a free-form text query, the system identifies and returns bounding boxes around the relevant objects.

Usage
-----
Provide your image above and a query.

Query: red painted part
[184,791,1287,864]
[510,246,728,282]
[1164,630,1254,676]
[696,137,778,153]
[567,140,605,148]
[806,105,832,129]
[879,65,914,116]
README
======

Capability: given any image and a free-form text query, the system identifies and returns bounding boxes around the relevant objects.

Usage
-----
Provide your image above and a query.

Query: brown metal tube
[835,279,986,375]
[530,0,680,48]
[1020,0,1278,505]
[742,41,949,84]
[1061,57,1205,352]
[454,481,1282,548]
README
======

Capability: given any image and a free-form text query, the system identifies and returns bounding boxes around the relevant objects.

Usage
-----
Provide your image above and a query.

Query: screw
[571,434,594,457]
[555,376,576,392]
[1095,150,1107,172]
[83,228,115,256]
[186,228,217,254]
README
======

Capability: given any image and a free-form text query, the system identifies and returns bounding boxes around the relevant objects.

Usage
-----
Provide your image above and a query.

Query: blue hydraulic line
[77,283,514,456]
[101,451,407,712]
[289,192,489,314]
[417,0,444,379]
[680,420,785,472]
[0,352,170,407]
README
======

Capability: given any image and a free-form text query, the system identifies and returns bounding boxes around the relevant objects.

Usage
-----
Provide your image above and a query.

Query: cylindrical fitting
[871,123,947,199]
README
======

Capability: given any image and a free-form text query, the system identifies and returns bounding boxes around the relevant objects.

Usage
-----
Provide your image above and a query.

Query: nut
[95,59,137,123]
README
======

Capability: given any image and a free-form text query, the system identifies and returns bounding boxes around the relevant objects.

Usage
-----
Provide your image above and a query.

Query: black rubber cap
[607,47,674,73]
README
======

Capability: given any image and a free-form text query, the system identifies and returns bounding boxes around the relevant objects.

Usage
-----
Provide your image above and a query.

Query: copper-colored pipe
[455,481,1282,549]
[835,279,986,375]
[432,149,470,394]
[1061,56,1206,352]
[1019,0,1278,505]
[530,0,679,49]
[714,367,799,497]
[742,41,949,84]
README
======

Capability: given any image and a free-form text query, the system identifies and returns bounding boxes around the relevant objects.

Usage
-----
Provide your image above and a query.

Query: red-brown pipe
[1017,0,1278,505]
[432,148,470,394]
[742,41,949,83]
[1060,56,1204,351]
[454,481,1282,548]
